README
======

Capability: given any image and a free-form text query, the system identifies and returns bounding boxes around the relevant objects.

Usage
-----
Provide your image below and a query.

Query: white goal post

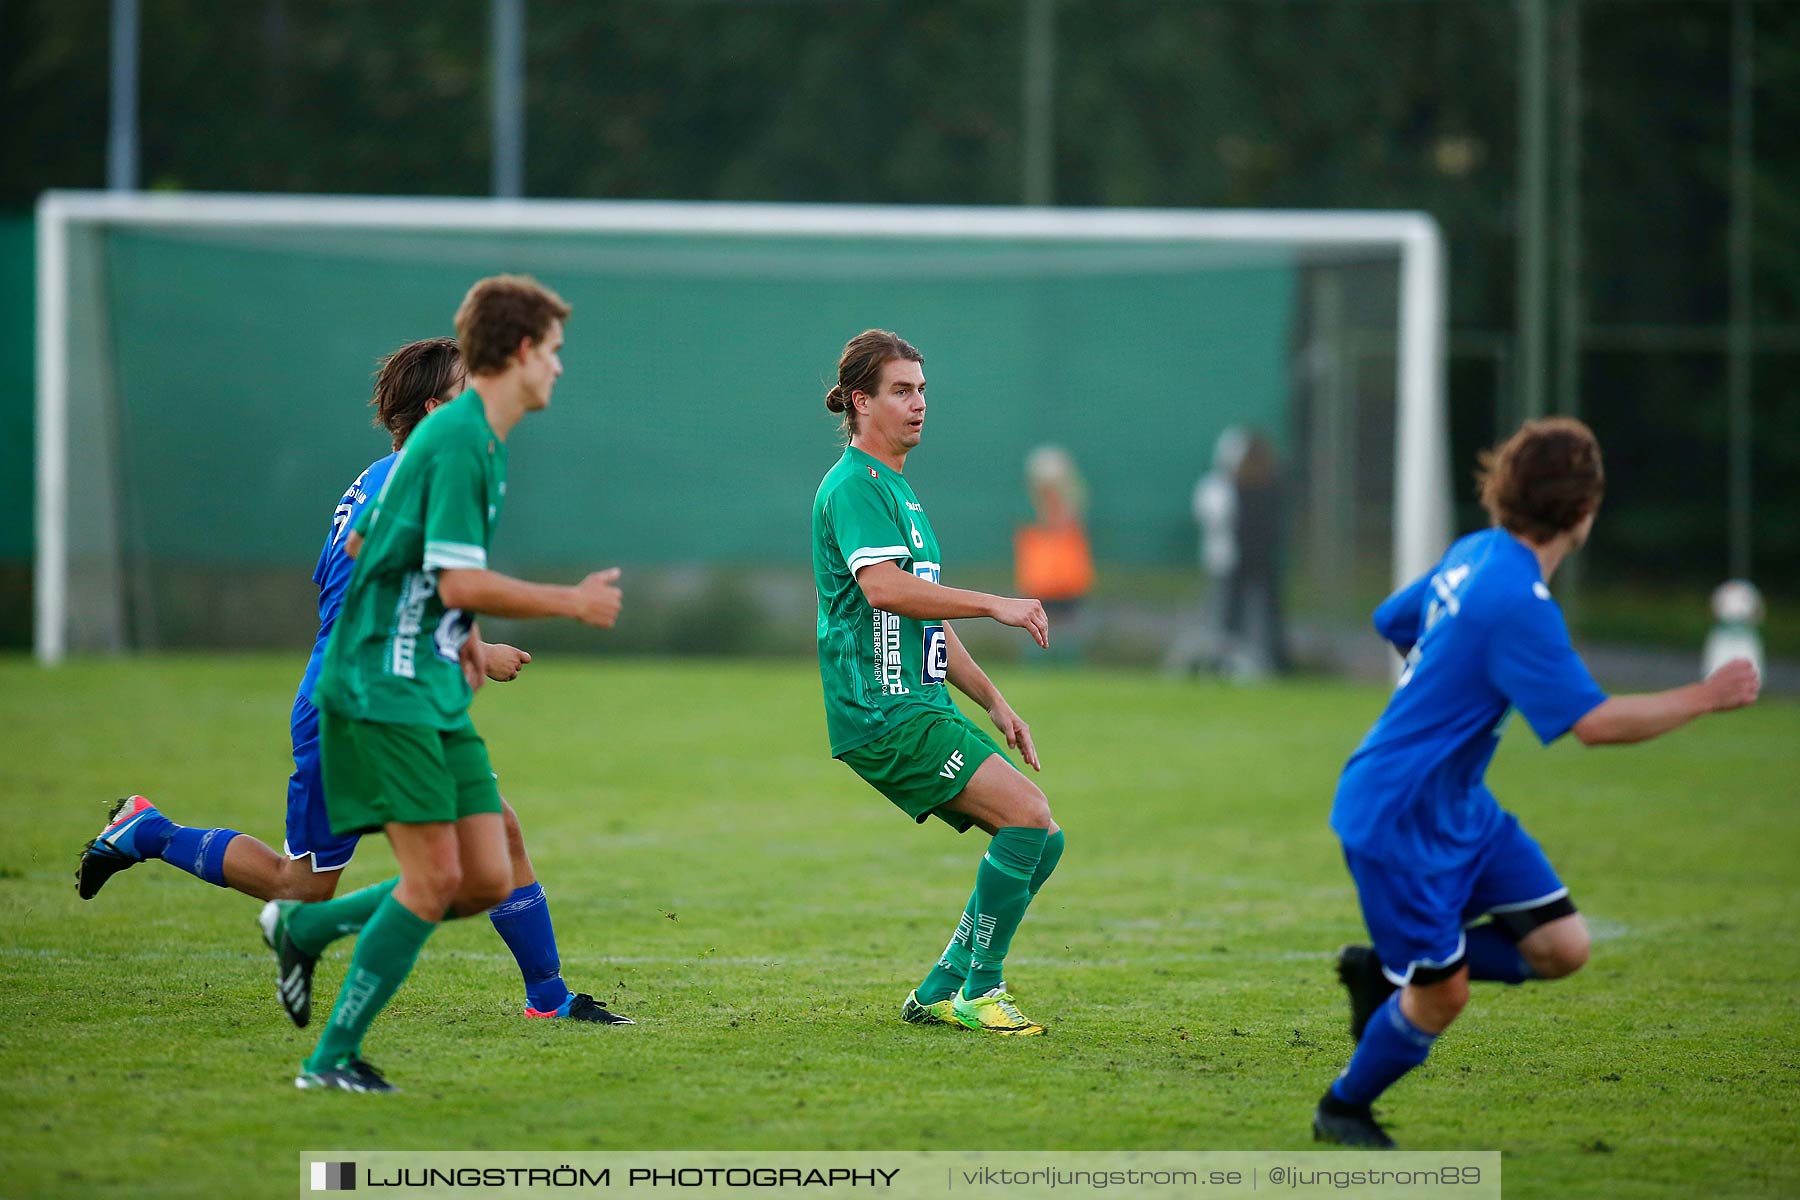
[34,191,1449,664]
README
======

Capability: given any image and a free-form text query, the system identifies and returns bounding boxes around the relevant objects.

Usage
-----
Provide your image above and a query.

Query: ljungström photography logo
[310,1161,356,1191]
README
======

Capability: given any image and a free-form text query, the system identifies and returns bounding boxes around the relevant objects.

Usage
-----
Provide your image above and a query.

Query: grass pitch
[1,655,1796,1199]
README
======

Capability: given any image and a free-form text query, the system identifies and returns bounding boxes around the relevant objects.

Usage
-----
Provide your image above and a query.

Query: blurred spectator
[1014,445,1094,662]
[1171,427,1290,679]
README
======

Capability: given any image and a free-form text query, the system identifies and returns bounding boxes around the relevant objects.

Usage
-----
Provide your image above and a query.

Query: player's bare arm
[345,530,363,559]
[437,566,623,628]
[944,623,1040,771]
[1572,657,1760,746]
[854,561,1049,648]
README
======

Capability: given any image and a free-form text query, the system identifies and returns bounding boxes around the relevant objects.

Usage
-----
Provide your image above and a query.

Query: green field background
[1,657,1795,1199]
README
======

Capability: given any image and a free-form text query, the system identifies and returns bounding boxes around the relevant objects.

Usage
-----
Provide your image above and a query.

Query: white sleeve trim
[846,545,909,574]
[423,540,488,570]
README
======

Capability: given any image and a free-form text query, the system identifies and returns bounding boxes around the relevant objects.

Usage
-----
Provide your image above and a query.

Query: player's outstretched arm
[944,623,1040,771]
[438,566,623,629]
[1572,658,1760,746]
[855,562,1049,648]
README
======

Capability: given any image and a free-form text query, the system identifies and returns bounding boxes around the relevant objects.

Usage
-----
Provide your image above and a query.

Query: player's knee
[265,858,339,903]
[1407,974,1469,1032]
[1007,780,1053,830]
[1527,930,1590,979]
[408,859,464,909]
[458,864,512,913]
[1520,912,1590,979]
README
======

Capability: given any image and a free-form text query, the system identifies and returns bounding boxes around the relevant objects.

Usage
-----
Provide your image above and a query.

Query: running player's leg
[213,840,343,902]
[300,811,510,1079]
[283,717,502,1082]
[486,799,570,1013]
[1460,812,1589,984]
[842,714,1061,1032]
[1316,856,1472,1147]
[482,798,636,1024]
[934,755,1055,1033]
[79,694,353,903]
[75,794,247,899]
[301,819,462,1078]
[78,804,341,903]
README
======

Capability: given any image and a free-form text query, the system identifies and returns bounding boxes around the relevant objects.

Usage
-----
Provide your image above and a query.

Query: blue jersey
[1331,528,1608,872]
[295,453,399,706]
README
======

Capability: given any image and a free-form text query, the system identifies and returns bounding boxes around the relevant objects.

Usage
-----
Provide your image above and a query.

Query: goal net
[36,193,1447,664]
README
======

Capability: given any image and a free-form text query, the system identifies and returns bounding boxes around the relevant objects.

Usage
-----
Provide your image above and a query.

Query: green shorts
[838,709,1007,832]
[319,712,502,837]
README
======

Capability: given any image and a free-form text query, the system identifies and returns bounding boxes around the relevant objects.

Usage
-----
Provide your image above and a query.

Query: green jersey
[812,445,957,756]
[313,390,506,729]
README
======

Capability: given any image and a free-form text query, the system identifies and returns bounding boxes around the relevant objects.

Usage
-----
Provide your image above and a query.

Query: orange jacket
[1014,521,1094,601]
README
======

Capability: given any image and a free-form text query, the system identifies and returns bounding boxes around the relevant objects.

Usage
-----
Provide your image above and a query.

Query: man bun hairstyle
[455,274,572,376]
[1476,416,1605,544]
[371,336,462,450]
[825,329,922,440]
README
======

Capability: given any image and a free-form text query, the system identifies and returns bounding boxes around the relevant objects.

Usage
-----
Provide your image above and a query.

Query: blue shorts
[1344,811,1569,986]
[284,694,361,872]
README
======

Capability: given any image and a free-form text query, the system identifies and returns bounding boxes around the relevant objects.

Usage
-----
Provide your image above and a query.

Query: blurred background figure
[1229,431,1290,678]
[1704,579,1765,679]
[1014,445,1093,664]
[1172,427,1290,681]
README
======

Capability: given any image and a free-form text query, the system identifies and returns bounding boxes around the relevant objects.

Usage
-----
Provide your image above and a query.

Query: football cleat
[951,986,1046,1036]
[525,993,636,1024]
[296,1057,398,1094]
[1312,1092,1396,1148]
[75,796,161,899]
[259,900,318,1029]
[1336,944,1398,1042]
[900,990,962,1027]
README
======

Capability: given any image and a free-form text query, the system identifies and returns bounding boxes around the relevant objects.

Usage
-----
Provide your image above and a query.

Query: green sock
[285,877,399,957]
[303,893,436,1072]
[914,831,1065,1000]
[962,826,1048,997]
[917,829,1062,1004]
[1030,829,1065,896]
[916,891,977,1003]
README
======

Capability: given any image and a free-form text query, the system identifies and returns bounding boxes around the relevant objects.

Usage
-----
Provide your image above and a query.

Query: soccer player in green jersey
[812,329,1063,1036]
[79,337,630,1027]
[261,275,626,1092]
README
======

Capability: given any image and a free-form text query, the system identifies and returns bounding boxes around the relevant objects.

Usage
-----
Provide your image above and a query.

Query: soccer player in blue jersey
[76,336,632,1026]
[1312,417,1761,1147]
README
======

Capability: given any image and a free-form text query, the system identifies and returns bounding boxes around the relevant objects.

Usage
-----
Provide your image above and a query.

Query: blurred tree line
[3,0,1795,597]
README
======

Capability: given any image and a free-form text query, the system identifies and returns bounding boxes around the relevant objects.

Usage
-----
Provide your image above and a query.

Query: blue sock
[157,825,240,888]
[1465,923,1536,984]
[128,812,176,858]
[1329,991,1437,1107]
[488,882,570,1012]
